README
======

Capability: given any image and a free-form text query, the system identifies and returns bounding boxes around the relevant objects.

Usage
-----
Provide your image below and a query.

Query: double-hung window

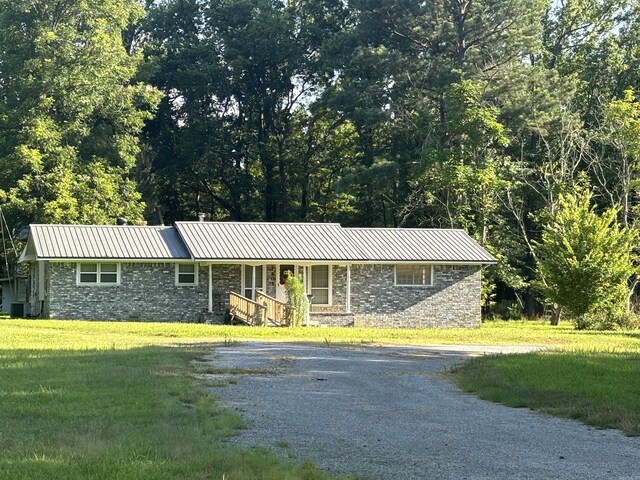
[176,264,198,286]
[310,265,331,305]
[77,263,120,285]
[395,265,432,286]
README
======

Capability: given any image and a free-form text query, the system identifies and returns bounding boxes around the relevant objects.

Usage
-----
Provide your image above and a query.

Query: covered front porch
[202,263,353,326]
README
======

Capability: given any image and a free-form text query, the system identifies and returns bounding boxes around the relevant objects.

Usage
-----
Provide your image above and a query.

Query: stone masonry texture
[47,262,240,322]
[40,262,481,327]
[350,265,481,328]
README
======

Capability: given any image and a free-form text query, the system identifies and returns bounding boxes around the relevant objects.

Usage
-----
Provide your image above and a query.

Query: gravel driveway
[205,342,640,479]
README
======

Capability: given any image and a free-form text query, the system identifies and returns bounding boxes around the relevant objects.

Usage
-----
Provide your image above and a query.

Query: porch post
[304,266,311,326]
[208,264,212,313]
[252,265,256,299]
[346,264,351,313]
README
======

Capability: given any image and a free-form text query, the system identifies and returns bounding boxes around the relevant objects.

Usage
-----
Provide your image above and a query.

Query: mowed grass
[0,321,334,479]
[454,350,640,435]
[1,318,639,479]
[4,317,640,350]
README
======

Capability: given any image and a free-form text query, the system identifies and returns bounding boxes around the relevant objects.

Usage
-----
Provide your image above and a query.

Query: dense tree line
[2,0,640,321]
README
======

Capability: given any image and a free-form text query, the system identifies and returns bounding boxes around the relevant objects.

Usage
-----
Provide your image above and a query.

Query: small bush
[284,273,308,327]
[491,300,523,320]
[575,310,640,331]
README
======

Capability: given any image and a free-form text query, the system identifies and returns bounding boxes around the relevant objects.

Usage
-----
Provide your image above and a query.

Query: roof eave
[194,258,496,264]
[39,257,193,262]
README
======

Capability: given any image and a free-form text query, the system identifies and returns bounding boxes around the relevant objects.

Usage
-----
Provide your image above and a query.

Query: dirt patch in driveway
[204,342,640,480]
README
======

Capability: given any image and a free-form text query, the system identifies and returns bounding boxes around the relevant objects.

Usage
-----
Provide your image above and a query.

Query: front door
[276,264,296,303]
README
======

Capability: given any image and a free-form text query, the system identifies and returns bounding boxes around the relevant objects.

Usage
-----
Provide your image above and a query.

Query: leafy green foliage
[594,89,640,226]
[0,0,162,228]
[535,189,637,327]
[143,0,351,222]
[284,273,308,327]
[5,0,640,314]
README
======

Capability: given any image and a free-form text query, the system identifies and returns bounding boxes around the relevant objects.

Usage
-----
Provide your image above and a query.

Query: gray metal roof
[24,222,495,264]
[28,224,191,260]
[343,228,496,263]
[175,222,365,261]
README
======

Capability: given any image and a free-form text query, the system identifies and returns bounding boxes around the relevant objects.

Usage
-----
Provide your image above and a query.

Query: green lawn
[1,319,639,479]
[4,318,640,350]
[453,347,640,436]
[0,321,335,480]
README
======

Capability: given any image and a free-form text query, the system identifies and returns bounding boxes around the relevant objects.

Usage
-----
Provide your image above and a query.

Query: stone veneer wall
[350,264,481,328]
[47,262,240,322]
[43,261,481,326]
[266,265,277,297]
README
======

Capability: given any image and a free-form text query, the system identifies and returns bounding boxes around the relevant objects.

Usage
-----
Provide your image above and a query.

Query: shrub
[284,273,308,327]
[575,311,640,331]
[535,189,637,328]
[491,300,523,320]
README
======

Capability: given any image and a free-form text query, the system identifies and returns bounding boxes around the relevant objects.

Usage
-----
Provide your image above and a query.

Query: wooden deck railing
[256,291,296,326]
[229,291,266,326]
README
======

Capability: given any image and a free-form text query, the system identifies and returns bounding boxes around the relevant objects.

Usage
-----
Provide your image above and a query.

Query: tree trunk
[550,305,561,326]
[264,155,276,221]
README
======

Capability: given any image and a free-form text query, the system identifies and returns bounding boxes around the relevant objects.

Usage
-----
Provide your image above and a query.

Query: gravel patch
[204,342,640,480]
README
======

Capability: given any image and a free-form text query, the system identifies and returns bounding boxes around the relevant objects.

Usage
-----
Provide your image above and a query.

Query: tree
[143,0,351,222]
[0,0,162,229]
[321,0,549,229]
[534,189,637,328]
[591,89,640,226]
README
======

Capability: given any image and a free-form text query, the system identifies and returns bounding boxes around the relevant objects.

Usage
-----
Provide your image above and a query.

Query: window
[310,265,331,305]
[243,265,264,300]
[395,265,432,286]
[77,263,120,285]
[176,264,198,286]
[100,263,118,283]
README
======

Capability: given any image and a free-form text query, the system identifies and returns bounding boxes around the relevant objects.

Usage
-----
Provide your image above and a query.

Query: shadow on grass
[0,346,333,480]
[453,350,640,436]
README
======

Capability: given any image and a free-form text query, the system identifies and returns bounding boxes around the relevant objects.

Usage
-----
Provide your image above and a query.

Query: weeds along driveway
[205,342,640,480]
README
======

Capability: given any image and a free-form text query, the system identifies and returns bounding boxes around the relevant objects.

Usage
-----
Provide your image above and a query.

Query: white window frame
[309,265,332,306]
[175,263,199,286]
[241,264,267,300]
[394,264,434,287]
[76,263,121,286]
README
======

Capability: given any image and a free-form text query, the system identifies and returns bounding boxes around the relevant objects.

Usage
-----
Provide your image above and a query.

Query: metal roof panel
[29,224,191,260]
[343,228,496,263]
[174,222,366,261]
[26,223,496,264]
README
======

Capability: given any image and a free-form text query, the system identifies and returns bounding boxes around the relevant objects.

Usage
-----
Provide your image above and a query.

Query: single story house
[19,221,495,327]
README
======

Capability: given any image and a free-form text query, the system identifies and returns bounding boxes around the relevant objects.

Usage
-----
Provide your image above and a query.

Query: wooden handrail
[256,291,296,326]
[255,291,290,308]
[229,291,266,326]
[230,291,264,309]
